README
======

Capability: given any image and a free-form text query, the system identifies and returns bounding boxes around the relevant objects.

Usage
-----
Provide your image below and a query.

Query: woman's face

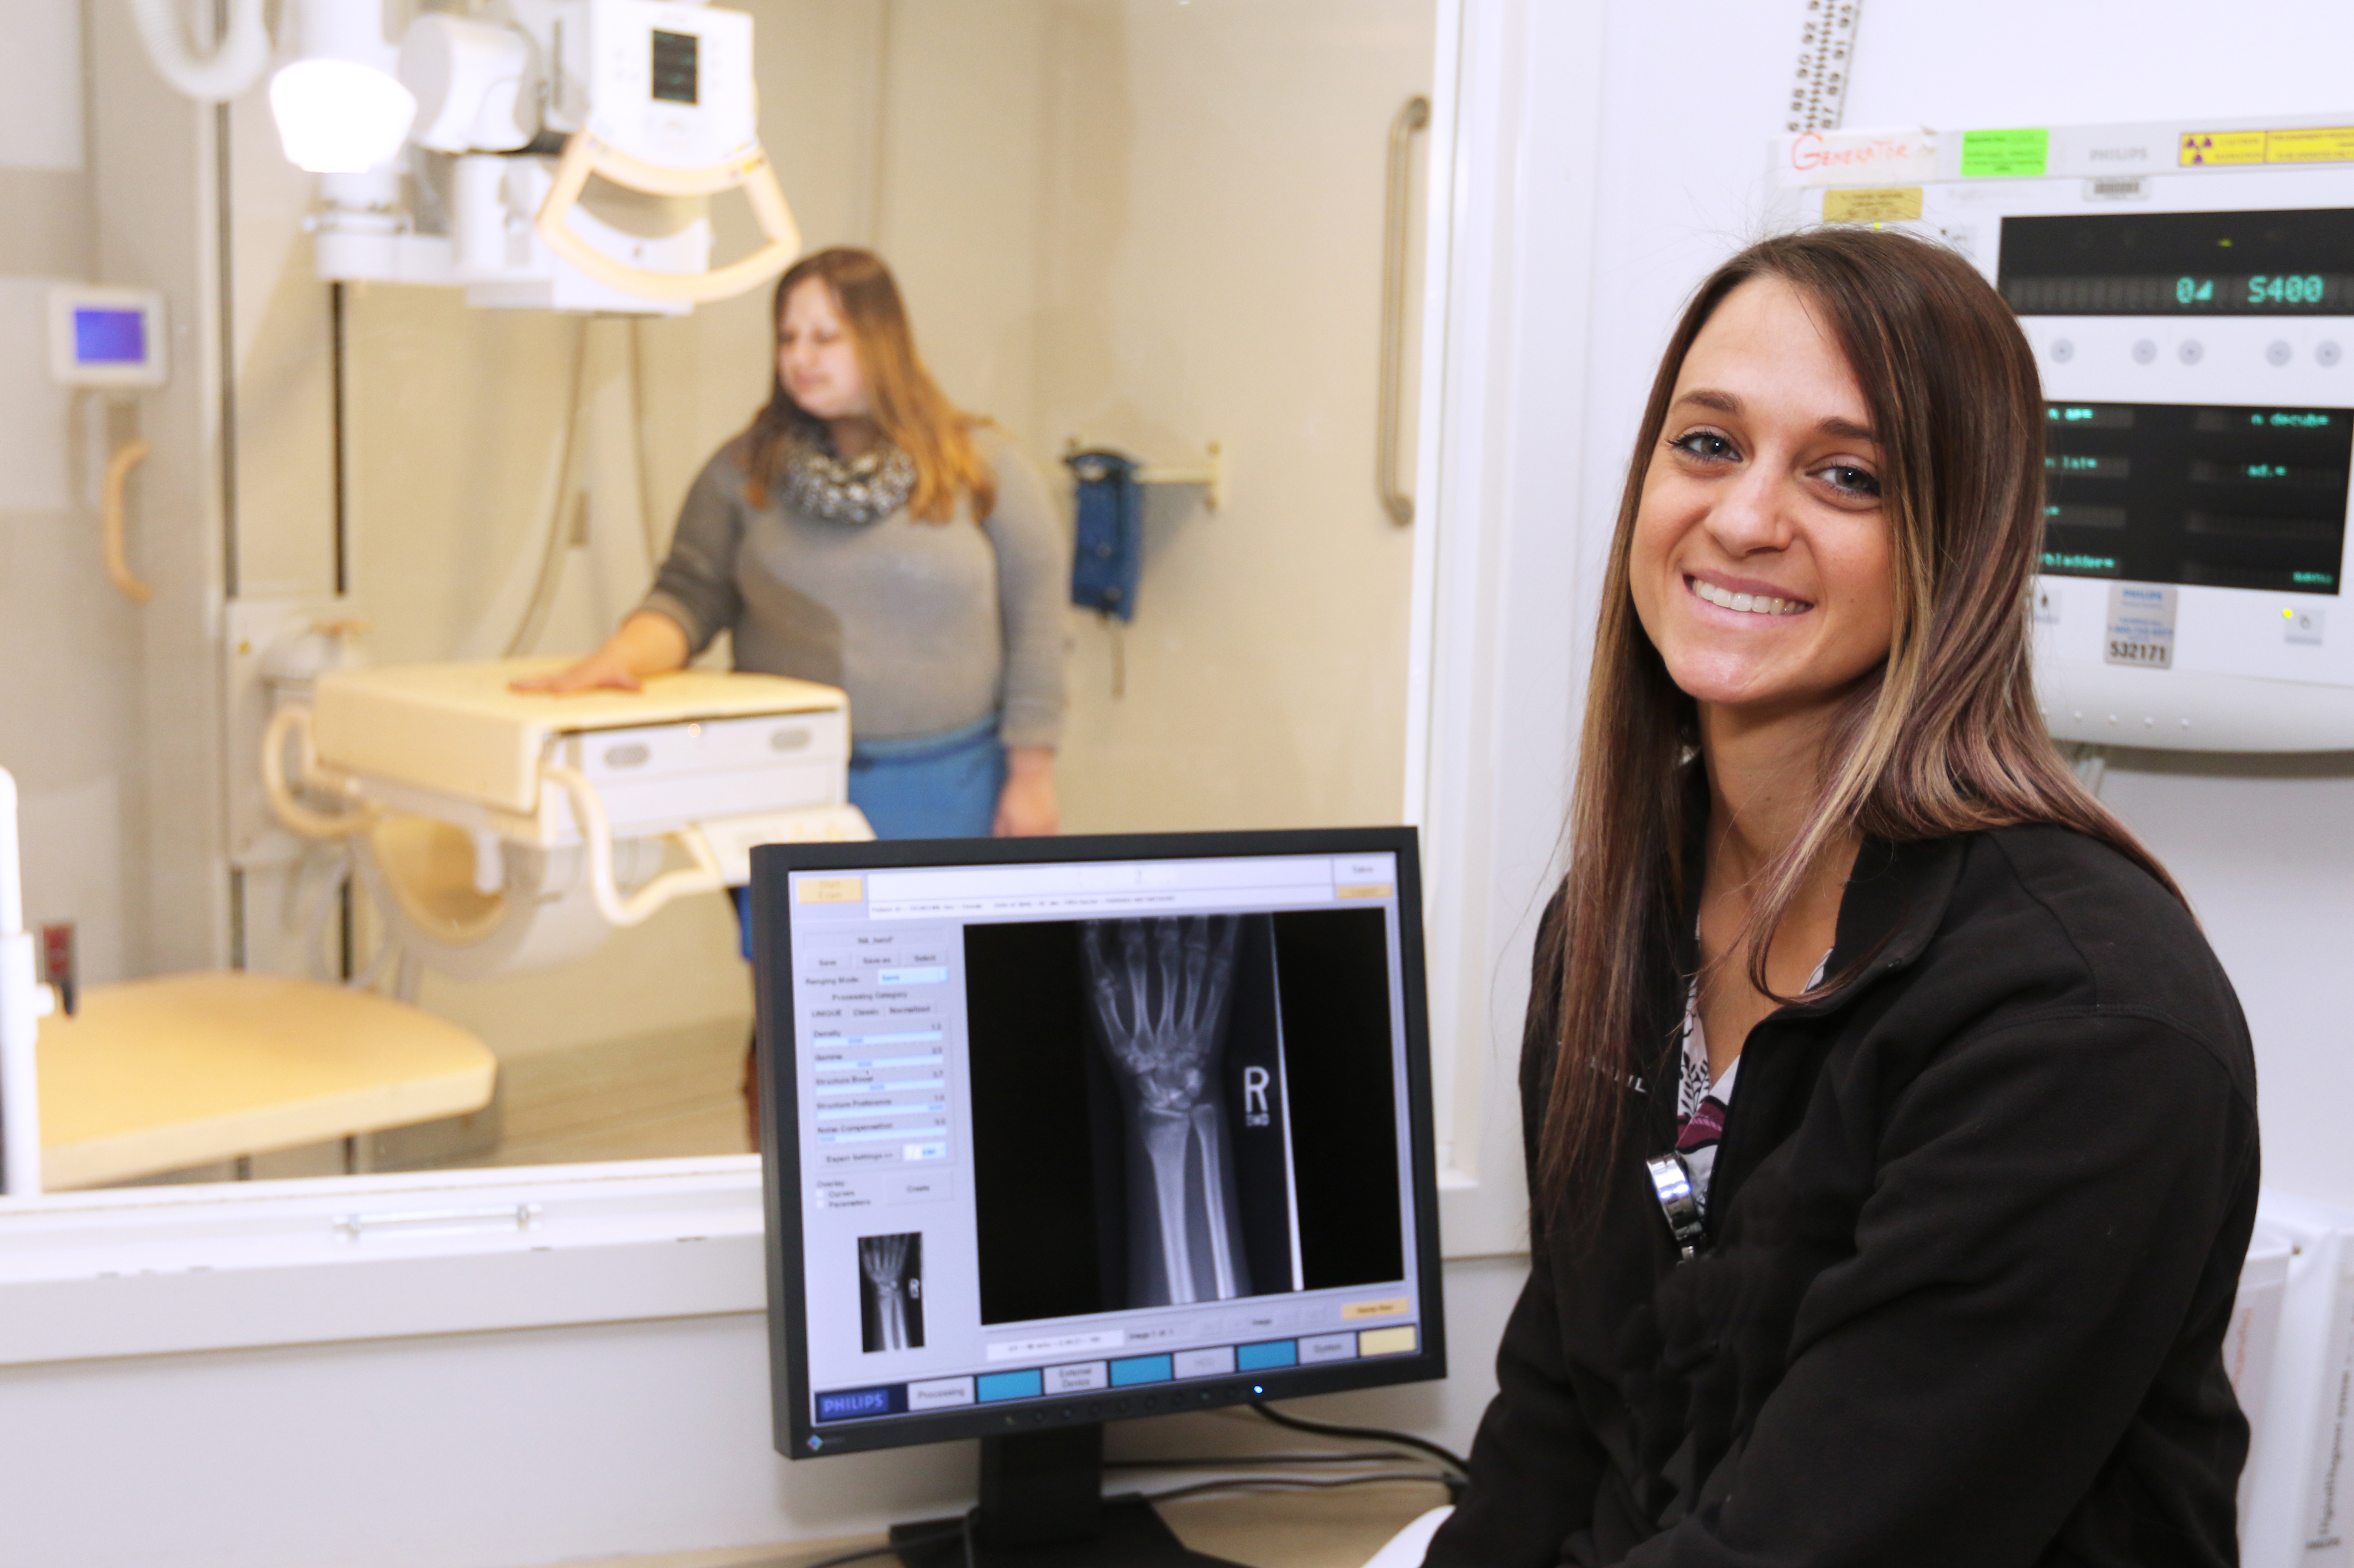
[1629,276,1895,720]
[778,279,871,422]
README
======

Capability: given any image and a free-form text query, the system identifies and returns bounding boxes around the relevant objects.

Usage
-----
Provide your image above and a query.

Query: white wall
[0,1251,1521,1568]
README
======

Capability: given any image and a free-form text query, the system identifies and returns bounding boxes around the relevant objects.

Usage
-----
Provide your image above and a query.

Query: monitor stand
[887,1425,1242,1568]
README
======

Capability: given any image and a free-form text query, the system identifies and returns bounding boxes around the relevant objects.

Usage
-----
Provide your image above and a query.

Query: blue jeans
[732,713,1005,958]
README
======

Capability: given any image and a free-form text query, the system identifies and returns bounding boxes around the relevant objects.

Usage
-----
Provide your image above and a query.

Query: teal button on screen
[977,1370,1043,1403]
[1109,1354,1174,1386]
[1237,1340,1298,1372]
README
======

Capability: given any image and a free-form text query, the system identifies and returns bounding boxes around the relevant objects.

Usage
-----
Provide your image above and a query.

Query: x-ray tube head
[1081,915,1253,1307]
[399,13,535,153]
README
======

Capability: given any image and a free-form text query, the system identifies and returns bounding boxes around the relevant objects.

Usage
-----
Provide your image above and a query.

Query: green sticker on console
[1960,127,2050,178]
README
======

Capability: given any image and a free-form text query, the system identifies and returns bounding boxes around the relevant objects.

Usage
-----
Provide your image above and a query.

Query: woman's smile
[1684,571,1811,617]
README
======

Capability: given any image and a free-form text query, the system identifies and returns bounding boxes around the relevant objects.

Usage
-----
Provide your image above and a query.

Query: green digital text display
[2039,400,2352,597]
[2001,209,2354,317]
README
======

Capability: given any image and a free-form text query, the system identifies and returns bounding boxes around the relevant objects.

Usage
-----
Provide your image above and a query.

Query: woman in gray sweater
[526,247,1069,852]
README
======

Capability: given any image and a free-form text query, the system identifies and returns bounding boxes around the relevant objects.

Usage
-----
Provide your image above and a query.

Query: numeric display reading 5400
[2249,274,2324,305]
[2003,209,2354,316]
[2172,275,2331,306]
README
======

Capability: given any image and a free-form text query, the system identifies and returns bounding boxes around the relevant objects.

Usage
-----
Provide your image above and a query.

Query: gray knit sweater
[639,425,1068,749]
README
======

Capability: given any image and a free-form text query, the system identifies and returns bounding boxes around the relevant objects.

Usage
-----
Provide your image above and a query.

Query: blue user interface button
[1109,1354,1174,1387]
[815,1385,903,1422]
[1237,1339,1298,1372]
[977,1369,1045,1403]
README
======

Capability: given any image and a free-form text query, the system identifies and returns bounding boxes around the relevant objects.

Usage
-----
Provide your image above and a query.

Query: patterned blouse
[1674,950,1831,1209]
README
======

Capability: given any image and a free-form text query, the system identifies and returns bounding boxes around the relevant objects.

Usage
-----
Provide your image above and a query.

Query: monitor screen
[753,829,1444,1459]
[2040,400,2353,594]
[73,307,146,365]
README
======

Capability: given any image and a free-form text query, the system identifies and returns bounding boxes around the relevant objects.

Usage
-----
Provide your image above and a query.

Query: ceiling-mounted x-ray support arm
[127,0,271,100]
[533,131,803,306]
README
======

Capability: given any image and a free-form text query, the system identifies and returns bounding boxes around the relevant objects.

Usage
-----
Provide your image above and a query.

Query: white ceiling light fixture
[269,59,417,174]
[267,0,416,175]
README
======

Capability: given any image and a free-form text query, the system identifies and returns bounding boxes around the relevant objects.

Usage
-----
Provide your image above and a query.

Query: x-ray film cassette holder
[263,659,869,977]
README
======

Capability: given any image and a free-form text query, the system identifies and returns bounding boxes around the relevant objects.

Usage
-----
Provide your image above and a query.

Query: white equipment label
[2105,583,2178,670]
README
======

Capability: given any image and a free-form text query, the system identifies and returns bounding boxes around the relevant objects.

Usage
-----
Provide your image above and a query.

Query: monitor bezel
[752,826,1448,1461]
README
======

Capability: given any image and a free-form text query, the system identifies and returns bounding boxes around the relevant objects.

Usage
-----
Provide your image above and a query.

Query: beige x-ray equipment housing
[263,660,870,979]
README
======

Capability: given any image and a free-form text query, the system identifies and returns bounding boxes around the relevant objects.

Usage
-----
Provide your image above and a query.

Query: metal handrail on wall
[1379,94,1432,527]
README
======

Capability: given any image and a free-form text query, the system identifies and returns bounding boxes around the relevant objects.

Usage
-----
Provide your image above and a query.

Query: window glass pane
[22,0,1432,1193]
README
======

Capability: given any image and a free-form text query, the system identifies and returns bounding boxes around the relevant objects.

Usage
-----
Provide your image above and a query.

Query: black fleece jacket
[1425,825,2259,1568]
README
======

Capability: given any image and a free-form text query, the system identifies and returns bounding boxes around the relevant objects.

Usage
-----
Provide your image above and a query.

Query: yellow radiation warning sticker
[2181,128,2354,167]
[796,876,865,904]
[2179,131,2265,167]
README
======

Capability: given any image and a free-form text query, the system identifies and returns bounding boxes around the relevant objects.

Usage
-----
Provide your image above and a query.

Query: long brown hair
[741,247,995,522]
[1537,226,2180,1228]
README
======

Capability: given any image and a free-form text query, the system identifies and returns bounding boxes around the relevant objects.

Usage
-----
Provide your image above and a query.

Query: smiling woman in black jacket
[1422,228,2258,1568]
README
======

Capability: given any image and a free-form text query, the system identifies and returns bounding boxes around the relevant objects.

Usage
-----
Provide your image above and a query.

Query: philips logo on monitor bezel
[815,1385,903,1422]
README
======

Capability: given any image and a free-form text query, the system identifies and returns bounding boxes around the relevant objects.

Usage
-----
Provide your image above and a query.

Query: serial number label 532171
[2106,637,2172,668]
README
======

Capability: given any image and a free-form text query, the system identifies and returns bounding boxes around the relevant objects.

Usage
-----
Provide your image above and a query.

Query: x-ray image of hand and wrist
[963,906,1406,1331]
[858,1231,925,1353]
[1081,915,1254,1307]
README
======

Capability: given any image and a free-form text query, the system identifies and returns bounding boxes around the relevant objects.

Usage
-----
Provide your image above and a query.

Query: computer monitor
[752,829,1446,1567]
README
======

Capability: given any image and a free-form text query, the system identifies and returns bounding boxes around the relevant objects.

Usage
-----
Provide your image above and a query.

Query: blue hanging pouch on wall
[1066,448,1143,622]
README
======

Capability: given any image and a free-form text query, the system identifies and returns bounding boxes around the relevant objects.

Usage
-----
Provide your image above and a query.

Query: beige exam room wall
[0,40,141,983]
[7,0,242,994]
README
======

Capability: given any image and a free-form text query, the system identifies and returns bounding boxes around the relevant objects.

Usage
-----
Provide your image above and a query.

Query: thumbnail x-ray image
[1081,915,1252,1307]
[858,1232,925,1353]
